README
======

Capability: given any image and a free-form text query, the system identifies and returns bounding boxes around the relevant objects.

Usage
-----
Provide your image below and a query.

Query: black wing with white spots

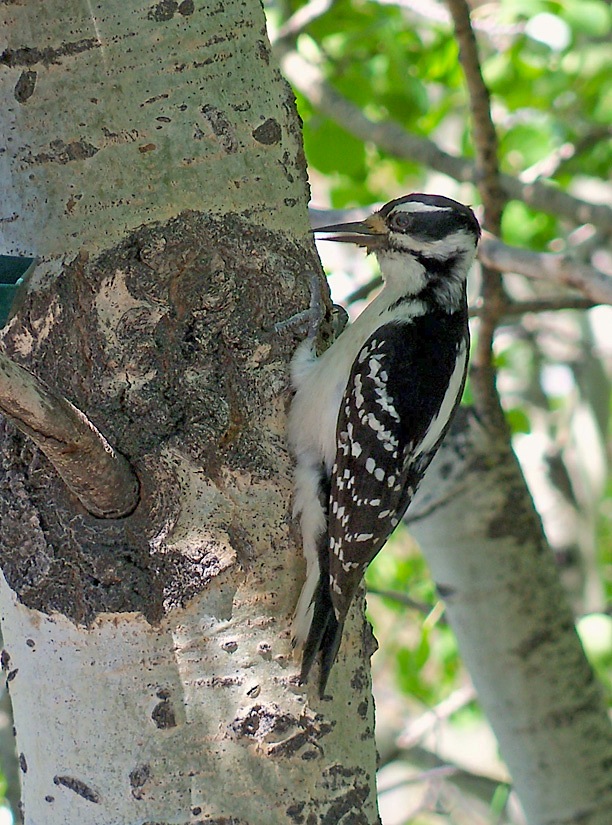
[328,309,469,625]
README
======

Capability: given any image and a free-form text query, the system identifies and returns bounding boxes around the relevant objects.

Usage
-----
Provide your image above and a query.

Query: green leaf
[506,407,532,434]
[304,118,366,177]
[500,121,557,170]
[501,201,559,249]
[559,0,611,37]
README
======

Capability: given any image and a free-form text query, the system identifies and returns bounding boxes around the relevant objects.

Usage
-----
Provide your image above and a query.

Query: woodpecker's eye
[389,212,413,231]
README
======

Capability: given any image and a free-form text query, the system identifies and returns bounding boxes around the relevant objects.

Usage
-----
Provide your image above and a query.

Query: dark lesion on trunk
[0,210,319,624]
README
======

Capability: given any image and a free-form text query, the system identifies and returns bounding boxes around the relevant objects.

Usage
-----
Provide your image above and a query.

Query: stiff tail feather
[298,567,344,697]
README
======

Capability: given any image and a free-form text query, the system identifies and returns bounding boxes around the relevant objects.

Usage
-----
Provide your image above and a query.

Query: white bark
[1,0,308,258]
[1,566,377,824]
[0,1,380,822]
[408,408,612,825]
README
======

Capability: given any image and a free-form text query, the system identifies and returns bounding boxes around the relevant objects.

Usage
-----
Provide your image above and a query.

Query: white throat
[374,248,472,313]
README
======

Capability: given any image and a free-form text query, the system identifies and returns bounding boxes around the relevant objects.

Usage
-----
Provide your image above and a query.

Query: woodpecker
[288,193,481,697]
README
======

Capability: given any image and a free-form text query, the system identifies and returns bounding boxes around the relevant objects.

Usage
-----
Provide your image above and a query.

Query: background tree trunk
[0,1,380,823]
[409,408,612,825]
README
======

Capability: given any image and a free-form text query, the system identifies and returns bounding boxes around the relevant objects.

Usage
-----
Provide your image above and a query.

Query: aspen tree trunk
[409,408,612,825]
[0,2,380,823]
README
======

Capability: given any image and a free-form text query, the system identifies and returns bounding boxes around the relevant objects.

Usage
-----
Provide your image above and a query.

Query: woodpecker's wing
[327,310,469,623]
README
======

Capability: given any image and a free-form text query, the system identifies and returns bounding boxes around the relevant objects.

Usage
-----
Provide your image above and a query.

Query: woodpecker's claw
[273,270,325,337]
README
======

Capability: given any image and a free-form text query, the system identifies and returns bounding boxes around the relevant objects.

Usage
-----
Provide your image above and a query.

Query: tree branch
[491,296,597,317]
[278,50,612,231]
[446,0,506,429]
[379,743,511,814]
[367,586,447,623]
[446,0,504,230]
[0,350,139,518]
[479,235,612,305]
[397,684,478,750]
[275,0,334,43]
[407,407,612,824]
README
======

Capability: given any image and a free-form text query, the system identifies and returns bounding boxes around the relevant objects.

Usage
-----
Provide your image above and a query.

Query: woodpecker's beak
[313,214,387,249]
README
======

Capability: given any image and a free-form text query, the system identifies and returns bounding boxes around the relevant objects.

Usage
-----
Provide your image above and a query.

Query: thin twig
[0,350,140,518]
[367,586,448,623]
[398,684,478,749]
[346,275,382,305]
[520,127,612,183]
[488,296,597,317]
[378,743,511,814]
[446,0,504,230]
[445,0,507,430]
[275,0,335,43]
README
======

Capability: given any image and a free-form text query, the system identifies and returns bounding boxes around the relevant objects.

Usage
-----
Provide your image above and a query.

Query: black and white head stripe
[378,193,481,242]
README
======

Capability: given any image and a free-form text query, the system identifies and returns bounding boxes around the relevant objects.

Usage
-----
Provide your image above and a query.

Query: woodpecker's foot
[273,270,325,337]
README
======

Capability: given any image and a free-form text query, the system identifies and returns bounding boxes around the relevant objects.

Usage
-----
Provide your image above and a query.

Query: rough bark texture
[0,211,319,624]
[408,408,612,825]
[0,348,140,518]
[0,1,380,823]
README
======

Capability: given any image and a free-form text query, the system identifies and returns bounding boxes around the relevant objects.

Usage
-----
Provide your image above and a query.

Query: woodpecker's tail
[298,567,344,698]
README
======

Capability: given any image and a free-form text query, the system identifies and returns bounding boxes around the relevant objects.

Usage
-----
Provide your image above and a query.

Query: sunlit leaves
[559,0,611,37]
[500,201,558,249]
[282,0,611,222]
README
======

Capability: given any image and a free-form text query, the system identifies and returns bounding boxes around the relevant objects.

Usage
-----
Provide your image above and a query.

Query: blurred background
[1,0,610,822]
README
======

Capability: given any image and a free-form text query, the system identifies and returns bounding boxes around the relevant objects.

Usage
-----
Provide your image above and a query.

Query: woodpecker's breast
[288,330,365,472]
[288,290,429,473]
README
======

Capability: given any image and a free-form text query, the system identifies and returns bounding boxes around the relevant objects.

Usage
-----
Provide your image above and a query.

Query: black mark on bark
[257,40,271,64]
[436,582,457,599]
[148,0,194,21]
[23,139,98,166]
[14,70,37,103]
[129,764,151,799]
[287,802,305,823]
[53,775,100,804]
[222,639,238,653]
[230,703,295,740]
[252,118,282,146]
[201,105,238,154]
[0,39,100,68]
[148,0,178,21]
[151,698,177,729]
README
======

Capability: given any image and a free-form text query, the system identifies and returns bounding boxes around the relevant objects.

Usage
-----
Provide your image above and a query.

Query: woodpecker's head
[314,193,480,256]
[314,193,481,307]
